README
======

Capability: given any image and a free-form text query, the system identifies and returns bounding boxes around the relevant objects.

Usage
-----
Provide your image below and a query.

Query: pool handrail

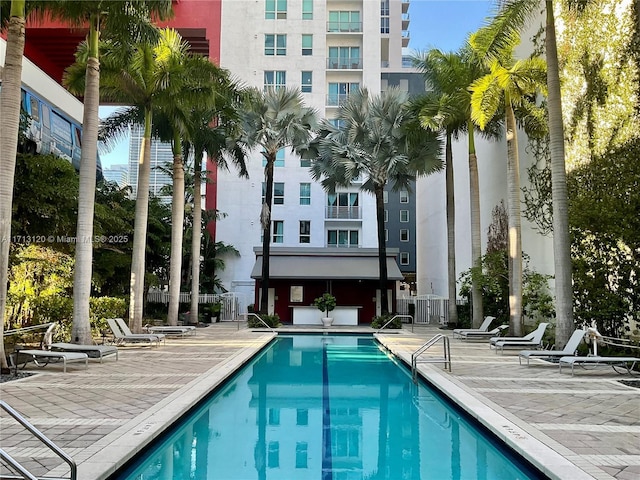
[376,314,414,333]
[0,400,77,480]
[246,313,276,331]
[411,334,452,382]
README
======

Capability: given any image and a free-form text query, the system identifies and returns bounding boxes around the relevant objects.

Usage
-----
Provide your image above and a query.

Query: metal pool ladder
[411,334,451,383]
[0,400,77,480]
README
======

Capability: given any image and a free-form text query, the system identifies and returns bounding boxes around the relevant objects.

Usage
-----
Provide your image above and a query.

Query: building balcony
[326,93,350,107]
[325,243,361,249]
[402,0,410,14]
[326,206,361,219]
[327,21,363,33]
[327,58,362,70]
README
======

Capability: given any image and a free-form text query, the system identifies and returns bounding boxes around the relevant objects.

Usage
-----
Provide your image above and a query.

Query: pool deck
[0,323,638,479]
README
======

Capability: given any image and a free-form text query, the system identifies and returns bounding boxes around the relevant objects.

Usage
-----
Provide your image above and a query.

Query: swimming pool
[115,335,543,479]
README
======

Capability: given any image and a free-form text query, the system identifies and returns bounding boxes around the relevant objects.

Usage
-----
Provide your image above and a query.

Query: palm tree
[484,0,580,346]
[184,99,248,321]
[240,87,318,314]
[60,1,171,344]
[150,54,240,325]
[73,28,187,333]
[412,47,501,328]
[469,26,547,335]
[310,87,442,315]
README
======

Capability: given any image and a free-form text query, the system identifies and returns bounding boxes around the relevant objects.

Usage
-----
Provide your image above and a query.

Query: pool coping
[375,332,597,480]
[76,332,277,480]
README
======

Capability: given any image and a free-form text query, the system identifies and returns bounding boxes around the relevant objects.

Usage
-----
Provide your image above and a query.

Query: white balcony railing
[326,205,361,219]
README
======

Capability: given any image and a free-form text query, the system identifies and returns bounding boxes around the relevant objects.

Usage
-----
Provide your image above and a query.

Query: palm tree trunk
[506,100,523,336]
[259,157,274,314]
[72,17,100,345]
[468,125,484,328]
[167,135,185,326]
[0,2,26,371]
[129,110,153,333]
[546,0,574,348]
[190,150,204,323]
[445,132,458,326]
[375,184,389,315]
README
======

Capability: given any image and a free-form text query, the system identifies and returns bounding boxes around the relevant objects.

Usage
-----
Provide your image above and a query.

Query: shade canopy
[250,247,404,281]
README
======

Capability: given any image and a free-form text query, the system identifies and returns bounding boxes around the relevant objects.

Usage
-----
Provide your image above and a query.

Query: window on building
[262,182,285,204]
[327,229,359,247]
[265,34,286,55]
[268,441,280,468]
[302,0,313,19]
[380,1,390,33]
[300,158,310,167]
[299,220,310,243]
[383,190,388,203]
[328,46,361,69]
[400,252,410,265]
[299,183,311,205]
[265,0,287,19]
[328,118,346,129]
[328,11,361,32]
[326,192,359,218]
[400,229,409,242]
[296,442,308,468]
[400,210,409,222]
[301,71,312,93]
[302,34,313,55]
[274,182,284,204]
[264,70,286,90]
[273,220,284,243]
[400,189,409,203]
[328,82,359,106]
[384,209,388,223]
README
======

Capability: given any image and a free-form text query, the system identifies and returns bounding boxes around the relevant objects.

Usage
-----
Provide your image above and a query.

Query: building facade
[215,1,412,318]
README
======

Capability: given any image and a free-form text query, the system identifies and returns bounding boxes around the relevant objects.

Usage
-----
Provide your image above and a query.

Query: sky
[99,0,494,169]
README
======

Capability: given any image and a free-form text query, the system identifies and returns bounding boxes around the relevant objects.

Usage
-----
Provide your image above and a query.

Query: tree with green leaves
[59,0,171,344]
[412,47,499,328]
[0,0,48,370]
[469,26,547,335]
[239,87,317,314]
[310,87,442,315]
[476,0,577,351]
[73,27,187,333]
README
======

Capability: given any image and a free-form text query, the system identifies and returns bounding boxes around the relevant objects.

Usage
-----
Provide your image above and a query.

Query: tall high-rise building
[215,0,412,298]
[127,125,173,202]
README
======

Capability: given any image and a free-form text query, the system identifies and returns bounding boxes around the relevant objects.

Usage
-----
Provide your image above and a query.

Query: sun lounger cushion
[558,356,640,375]
[50,343,118,362]
[15,350,89,373]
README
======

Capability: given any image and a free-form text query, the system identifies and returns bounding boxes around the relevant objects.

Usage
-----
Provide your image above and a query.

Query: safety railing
[246,313,276,332]
[411,334,451,383]
[0,400,76,480]
[375,315,413,333]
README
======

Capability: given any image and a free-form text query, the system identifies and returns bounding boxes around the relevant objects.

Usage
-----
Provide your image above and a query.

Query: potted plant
[313,293,337,327]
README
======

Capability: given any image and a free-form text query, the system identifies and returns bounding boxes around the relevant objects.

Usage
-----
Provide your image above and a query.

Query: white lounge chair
[559,356,640,376]
[12,348,88,373]
[106,318,163,347]
[518,329,586,366]
[50,343,118,362]
[144,324,196,337]
[115,318,166,343]
[453,316,495,339]
[490,323,549,354]
[41,322,119,362]
[456,325,508,341]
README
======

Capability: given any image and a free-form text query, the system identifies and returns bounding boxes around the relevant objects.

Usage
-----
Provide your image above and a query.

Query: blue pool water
[116,335,543,479]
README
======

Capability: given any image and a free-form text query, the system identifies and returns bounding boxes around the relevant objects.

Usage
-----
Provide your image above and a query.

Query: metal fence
[146,291,250,321]
[396,295,453,326]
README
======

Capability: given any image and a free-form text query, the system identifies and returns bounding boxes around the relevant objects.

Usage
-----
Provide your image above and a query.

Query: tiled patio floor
[0,323,638,479]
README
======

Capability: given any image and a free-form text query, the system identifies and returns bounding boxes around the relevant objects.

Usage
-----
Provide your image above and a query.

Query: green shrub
[248,313,280,328]
[90,296,127,338]
[371,314,401,329]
